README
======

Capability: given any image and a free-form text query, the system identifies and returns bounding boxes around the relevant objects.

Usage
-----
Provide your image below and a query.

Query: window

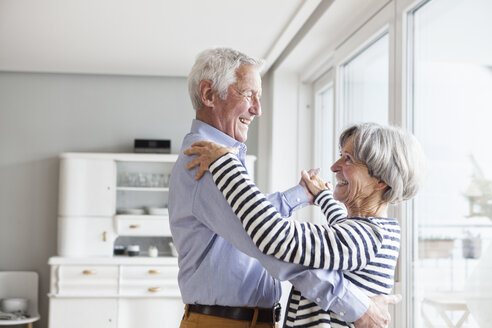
[340,32,389,125]
[316,85,334,178]
[409,0,492,326]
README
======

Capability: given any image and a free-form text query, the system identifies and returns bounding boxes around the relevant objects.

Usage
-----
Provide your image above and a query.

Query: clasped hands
[299,168,332,204]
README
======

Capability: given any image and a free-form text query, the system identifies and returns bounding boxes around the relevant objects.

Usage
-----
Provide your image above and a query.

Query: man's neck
[196,108,215,128]
[196,108,227,134]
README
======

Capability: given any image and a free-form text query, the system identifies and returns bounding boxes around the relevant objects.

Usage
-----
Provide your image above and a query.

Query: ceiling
[0,0,387,77]
[0,0,319,77]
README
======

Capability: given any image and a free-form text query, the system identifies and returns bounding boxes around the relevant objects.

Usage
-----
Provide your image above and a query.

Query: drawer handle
[148,287,162,293]
[148,270,161,275]
[82,270,97,275]
[103,231,107,242]
[129,224,140,229]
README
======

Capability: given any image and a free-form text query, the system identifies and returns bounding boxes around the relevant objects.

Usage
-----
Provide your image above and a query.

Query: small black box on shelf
[134,139,171,153]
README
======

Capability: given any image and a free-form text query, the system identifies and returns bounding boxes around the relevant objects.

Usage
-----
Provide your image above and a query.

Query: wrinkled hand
[299,168,320,204]
[300,169,331,203]
[184,141,238,180]
[354,294,402,328]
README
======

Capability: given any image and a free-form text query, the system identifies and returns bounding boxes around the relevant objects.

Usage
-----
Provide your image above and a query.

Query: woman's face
[330,136,382,211]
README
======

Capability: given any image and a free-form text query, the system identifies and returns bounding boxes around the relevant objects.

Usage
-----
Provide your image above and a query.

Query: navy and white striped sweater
[209,153,401,328]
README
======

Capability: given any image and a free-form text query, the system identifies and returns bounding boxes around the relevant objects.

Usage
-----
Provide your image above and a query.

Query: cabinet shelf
[116,187,169,192]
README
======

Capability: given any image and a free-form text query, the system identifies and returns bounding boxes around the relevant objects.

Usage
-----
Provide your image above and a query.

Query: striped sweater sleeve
[209,153,385,270]
[313,190,348,225]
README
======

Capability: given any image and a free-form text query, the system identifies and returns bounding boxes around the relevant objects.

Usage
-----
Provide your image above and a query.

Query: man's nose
[250,97,262,116]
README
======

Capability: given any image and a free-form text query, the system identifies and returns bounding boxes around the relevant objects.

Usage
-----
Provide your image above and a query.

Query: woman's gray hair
[188,48,264,111]
[339,123,426,204]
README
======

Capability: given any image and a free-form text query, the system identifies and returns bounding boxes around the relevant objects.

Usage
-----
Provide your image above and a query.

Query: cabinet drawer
[115,216,171,236]
[120,265,179,297]
[119,282,181,297]
[120,265,178,280]
[58,265,118,296]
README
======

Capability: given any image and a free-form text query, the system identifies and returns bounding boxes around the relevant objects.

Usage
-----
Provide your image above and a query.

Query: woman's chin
[333,190,345,203]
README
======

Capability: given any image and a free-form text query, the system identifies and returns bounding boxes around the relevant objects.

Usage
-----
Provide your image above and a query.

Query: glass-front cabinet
[50,152,182,328]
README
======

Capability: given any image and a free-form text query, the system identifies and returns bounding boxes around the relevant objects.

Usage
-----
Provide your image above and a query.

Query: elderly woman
[185,123,425,328]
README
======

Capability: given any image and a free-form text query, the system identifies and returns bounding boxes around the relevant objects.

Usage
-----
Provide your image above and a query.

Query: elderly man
[169,47,398,328]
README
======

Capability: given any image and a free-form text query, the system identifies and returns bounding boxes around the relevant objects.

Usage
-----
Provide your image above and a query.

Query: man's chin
[235,128,248,143]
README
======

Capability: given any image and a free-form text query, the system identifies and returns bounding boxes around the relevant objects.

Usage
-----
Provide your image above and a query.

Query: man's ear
[199,79,216,107]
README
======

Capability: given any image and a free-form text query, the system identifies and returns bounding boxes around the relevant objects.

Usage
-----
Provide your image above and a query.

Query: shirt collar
[191,119,247,157]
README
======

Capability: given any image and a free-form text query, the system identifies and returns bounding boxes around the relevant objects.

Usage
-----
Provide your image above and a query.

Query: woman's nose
[331,158,341,172]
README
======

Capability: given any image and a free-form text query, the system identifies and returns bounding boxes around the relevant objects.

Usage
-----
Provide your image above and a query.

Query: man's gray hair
[188,48,264,111]
[339,123,426,204]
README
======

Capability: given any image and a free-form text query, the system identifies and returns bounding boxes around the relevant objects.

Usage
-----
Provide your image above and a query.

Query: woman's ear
[375,180,388,191]
[199,79,216,107]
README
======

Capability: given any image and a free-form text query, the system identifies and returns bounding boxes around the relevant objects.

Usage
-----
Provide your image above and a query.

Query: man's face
[213,64,262,143]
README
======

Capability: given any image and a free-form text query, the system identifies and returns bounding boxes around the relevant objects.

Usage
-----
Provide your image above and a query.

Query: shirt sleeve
[190,158,369,320]
[265,185,309,218]
[209,153,384,271]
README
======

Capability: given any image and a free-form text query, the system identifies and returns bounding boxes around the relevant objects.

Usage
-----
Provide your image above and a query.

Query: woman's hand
[301,169,331,197]
[184,141,238,180]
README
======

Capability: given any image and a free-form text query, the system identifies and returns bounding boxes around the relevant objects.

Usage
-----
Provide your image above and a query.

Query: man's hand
[299,168,320,204]
[354,294,402,328]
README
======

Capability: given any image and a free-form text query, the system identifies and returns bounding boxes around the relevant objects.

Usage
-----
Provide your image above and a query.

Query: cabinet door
[59,158,116,216]
[118,298,184,328]
[49,298,117,328]
[58,217,115,257]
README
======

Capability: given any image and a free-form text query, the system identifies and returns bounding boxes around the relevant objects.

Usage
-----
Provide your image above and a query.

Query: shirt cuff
[329,280,370,322]
[282,185,309,213]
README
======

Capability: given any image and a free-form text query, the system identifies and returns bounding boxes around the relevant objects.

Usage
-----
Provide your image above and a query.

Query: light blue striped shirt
[168,119,369,321]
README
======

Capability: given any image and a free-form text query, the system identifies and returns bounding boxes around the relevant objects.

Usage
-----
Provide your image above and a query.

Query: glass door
[408,0,492,326]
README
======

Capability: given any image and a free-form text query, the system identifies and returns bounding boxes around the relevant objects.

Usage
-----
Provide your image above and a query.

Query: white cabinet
[49,298,117,328]
[48,257,183,328]
[57,153,178,257]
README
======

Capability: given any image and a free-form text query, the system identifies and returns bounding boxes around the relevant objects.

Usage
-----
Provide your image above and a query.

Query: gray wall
[0,71,200,328]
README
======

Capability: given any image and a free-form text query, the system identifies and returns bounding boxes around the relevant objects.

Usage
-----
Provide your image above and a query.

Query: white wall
[0,72,196,328]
